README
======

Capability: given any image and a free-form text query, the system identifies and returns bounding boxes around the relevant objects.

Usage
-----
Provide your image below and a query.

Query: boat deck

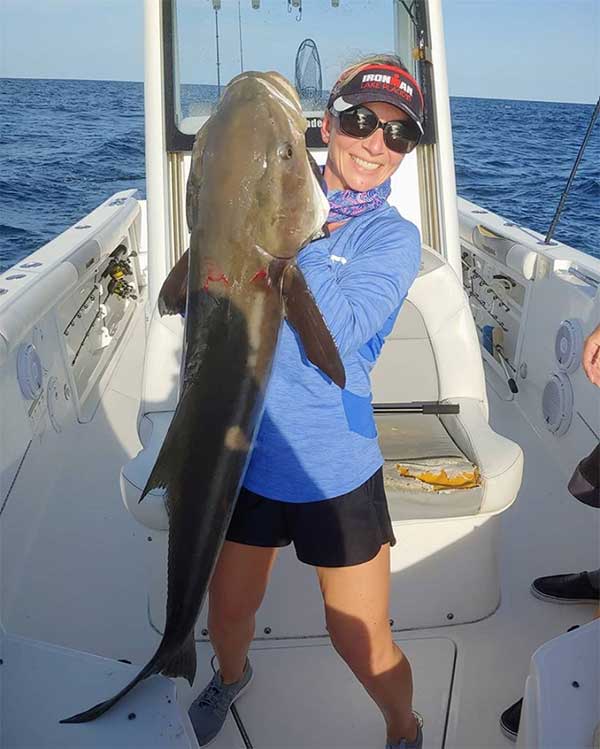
[2,303,598,748]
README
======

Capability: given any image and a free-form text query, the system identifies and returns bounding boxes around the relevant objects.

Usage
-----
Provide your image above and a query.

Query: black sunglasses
[331,105,421,154]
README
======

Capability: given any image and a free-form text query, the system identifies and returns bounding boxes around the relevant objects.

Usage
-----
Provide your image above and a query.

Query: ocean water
[0,78,145,273]
[450,96,600,256]
[1,78,598,273]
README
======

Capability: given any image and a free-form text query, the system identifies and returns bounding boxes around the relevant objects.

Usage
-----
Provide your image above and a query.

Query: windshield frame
[162,0,435,153]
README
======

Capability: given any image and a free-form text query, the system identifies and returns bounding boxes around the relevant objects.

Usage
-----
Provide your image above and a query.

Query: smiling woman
[323,101,411,192]
[321,57,424,192]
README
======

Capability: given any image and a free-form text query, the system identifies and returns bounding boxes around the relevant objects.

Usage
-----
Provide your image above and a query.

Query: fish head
[216,71,330,260]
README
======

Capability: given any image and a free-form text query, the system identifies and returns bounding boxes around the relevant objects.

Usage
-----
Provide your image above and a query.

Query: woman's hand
[582,322,600,387]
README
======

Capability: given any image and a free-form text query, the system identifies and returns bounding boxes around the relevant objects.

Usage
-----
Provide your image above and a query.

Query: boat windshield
[171,0,417,146]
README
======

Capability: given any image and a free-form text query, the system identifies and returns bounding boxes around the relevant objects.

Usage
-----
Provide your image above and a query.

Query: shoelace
[385,711,424,749]
[197,678,228,712]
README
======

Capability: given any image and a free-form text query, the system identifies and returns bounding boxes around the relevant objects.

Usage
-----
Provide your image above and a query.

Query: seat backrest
[372,246,487,411]
[138,306,183,439]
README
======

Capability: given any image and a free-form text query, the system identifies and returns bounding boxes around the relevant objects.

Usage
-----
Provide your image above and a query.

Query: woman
[189,55,425,749]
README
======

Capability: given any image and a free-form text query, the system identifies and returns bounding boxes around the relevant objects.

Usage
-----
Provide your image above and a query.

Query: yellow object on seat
[394,460,481,490]
[377,413,481,495]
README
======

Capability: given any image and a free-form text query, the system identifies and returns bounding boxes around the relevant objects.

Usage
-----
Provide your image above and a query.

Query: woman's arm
[297,219,421,358]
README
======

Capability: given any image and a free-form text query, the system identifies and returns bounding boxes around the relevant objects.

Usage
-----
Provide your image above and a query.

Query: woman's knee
[208,542,277,624]
[207,575,267,627]
[325,610,394,676]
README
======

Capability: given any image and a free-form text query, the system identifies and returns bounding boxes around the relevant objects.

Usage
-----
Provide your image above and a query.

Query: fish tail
[160,631,197,685]
[59,656,160,724]
[60,633,197,724]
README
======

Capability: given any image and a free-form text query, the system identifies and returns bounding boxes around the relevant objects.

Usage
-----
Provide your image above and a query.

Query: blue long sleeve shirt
[243,202,421,502]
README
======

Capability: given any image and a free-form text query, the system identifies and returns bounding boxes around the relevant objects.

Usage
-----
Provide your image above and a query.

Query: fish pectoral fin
[282,263,346,389]
[161,631,197,685]
[158,248,189,316]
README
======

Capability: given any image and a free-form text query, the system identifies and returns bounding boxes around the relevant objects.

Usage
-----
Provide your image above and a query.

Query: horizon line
[0,75,597,106]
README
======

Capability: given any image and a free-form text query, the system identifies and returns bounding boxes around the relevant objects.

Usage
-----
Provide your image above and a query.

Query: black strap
[373,401,460,415]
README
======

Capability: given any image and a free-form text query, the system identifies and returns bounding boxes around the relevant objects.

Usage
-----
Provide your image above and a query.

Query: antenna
[238,0,244,72]
[214,6,221,96]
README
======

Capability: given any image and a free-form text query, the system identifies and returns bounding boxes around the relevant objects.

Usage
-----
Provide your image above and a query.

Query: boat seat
[376,398,521,520]
[121,245,522,530]
[371,246,522,520]
[136,308,182,446]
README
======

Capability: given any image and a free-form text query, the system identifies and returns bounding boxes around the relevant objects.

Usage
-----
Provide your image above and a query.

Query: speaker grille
[555,319,583,374]
[542,372,574,436]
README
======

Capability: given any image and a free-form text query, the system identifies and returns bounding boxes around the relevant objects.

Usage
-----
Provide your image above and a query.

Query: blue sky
[0,0,598,103]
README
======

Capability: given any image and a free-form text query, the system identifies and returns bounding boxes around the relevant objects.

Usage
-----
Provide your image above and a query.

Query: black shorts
[226,468,396,568]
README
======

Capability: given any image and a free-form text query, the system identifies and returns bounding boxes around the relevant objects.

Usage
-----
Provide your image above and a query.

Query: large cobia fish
[61,71,345,723]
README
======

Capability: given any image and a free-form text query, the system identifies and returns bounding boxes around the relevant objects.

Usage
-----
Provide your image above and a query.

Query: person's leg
[208,540,279,683]
[315,543,418,745]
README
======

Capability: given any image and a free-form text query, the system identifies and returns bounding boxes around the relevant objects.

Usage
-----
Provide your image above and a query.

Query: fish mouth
[255,220,327,261]
[255,244,296,263]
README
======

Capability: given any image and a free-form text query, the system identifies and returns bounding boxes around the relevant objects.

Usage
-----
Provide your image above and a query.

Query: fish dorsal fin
[281,263,346,389]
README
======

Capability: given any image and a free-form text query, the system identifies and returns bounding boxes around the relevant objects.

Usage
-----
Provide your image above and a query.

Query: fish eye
[278,144,294,160]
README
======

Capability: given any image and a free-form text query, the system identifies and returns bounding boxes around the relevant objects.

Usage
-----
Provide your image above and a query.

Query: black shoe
[500,698,522,742]
[531,571,600,604]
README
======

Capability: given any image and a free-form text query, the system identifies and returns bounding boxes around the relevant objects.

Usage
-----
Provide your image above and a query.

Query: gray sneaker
[188,659,253,746]
[385,712,423,749]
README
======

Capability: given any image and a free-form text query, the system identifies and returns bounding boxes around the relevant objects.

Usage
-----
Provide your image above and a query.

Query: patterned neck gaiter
[326,178,391,224]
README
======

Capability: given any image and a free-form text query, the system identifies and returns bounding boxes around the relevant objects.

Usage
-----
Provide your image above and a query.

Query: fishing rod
[214,6,221,97]
[544,96,600,245]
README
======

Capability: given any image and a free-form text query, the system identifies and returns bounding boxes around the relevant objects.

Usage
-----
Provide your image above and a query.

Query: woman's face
[321,101,408,192]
